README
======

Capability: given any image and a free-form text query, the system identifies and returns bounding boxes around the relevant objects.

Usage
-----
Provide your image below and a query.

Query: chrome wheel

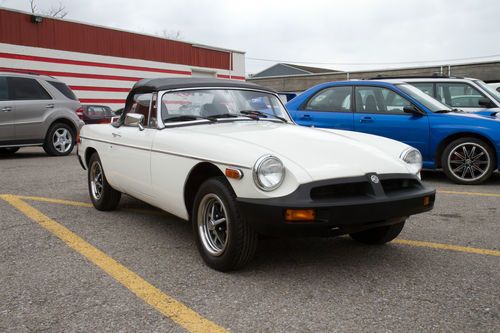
[52,128,72,153]
[447,142,490,182]
[90,161,104,200]
[197,193,228,256]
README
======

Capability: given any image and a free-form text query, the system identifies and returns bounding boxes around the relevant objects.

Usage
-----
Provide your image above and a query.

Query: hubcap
[197,193,228,256]
[90,161,104,200]
[52,128,72,153]
[448,143,490,182]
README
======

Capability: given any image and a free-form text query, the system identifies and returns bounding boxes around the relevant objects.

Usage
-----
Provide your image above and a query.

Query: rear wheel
[192,177,258,271]
[350,220,405,245]
[0,147,20,155]
[88,152,121,211]
[43,123,75,156]
[441,137,495,185]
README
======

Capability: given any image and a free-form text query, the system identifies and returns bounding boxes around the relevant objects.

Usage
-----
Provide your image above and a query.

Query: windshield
[474,80,500,104]
[160,89,292,124]
[397,83,451,112]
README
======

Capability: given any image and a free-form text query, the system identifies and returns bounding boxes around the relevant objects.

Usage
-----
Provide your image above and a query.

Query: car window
[8,77,52,100]
[303,86,352,112]
[87,106,112,116]
[355,86,412,114]
[47,81,78,100]
[410,82,434,97]
[0,77,8,100]
[129,93,152,127]
[436,83,486,108]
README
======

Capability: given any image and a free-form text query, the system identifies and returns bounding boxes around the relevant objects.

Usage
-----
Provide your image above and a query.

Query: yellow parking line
[17,195,166,216]
[437,189,500,198]
[394,239,500,257]
[17,195,93,207]
[0,194,227,333]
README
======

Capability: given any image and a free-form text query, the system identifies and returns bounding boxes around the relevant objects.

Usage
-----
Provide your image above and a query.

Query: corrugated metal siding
[0,9,231,70]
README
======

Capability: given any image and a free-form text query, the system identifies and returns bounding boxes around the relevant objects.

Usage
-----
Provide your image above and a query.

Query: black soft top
[130,77,275,95]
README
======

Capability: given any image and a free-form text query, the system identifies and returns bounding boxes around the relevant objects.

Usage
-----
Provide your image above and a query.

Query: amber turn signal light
[423,196,430,207]
[285,209,316,222]
[225,168,243,180]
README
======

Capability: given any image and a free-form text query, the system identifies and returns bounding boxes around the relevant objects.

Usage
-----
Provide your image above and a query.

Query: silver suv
[0,72,84,156]
[394,76,500,112]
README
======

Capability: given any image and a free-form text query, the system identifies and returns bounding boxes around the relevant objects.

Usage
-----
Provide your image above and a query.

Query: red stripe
[0,52,192,76]
[70,85,131,92]
[80,98,125,104]
[0,66,142,81]
[217,74,245,80]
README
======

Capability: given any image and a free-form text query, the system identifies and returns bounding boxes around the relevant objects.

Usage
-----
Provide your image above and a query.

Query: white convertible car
[77,78,435,271]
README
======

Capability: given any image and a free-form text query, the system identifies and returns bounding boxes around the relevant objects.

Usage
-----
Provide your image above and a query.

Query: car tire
[43,123,75,156]
[350,221,405,245]
[0,147,20,154]
[88,152,121,211]
[192,176,258,271]
[441,137,495,185]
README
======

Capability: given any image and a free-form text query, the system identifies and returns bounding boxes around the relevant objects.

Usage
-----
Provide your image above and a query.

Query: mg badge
[370,175,379,184]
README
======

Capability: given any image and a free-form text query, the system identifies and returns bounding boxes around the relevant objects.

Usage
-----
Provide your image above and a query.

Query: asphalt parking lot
[1,147,499,332]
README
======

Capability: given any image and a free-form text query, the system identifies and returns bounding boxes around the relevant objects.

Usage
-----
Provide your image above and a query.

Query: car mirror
[478,97,495,108]
[124,113,145,131]
[403,105,425,116]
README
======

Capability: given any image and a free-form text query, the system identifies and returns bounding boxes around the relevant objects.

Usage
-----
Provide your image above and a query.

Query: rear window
[48,81,78,100]
[85,105,113,116]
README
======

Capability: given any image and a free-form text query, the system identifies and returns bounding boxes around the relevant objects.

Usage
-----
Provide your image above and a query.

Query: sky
[2,0,500,75]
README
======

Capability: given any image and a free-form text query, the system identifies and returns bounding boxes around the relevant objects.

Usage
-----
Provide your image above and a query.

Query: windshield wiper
[434,110,452,113]
[239,110,287,123]
[163,115,211,123]
[206,113,239,121]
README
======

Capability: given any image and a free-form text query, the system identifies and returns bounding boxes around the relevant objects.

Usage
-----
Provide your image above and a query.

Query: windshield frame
[473,79,500,104]
[157,87,294,128]
[396,83,452,113]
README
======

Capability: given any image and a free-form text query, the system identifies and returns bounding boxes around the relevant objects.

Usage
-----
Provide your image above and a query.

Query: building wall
[0,8,245,109]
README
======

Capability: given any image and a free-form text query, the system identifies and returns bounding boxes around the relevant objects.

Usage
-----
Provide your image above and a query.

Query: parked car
[79,104,115,124]
[488,82,500,93]
[0,71,84,156]
[286,80,500,185]
[77,78,435,271]
[374,76,500,112]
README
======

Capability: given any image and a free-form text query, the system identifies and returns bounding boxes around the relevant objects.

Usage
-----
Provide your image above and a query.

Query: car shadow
[0,149,76,160]
[421,170,500,187]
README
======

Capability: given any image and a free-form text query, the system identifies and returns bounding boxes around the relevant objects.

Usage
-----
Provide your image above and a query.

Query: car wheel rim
[90,161,104,200]
[52,128,72,153]
[448,142,490,182]
[197,193,228,256]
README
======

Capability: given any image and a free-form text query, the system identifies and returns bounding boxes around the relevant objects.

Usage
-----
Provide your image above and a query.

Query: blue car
[286,80,500,184]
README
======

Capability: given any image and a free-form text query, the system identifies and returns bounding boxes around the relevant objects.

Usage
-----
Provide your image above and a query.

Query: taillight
[75,107,84,119]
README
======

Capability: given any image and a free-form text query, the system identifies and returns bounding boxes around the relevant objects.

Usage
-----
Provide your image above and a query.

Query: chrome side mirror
[124,113,145,131]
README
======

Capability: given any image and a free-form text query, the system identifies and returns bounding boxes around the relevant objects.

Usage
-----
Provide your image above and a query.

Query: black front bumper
[237,173,435,236]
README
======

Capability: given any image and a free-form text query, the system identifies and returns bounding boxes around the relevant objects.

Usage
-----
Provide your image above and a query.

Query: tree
[29,0,68,18]
[157,29,183,40]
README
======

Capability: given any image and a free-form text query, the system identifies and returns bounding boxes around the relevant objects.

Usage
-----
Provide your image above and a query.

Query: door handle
[112,133,122,138]
[360,116,374,123]
[45,104,55,109]
[2,107,12,112]
[300,114,312,120]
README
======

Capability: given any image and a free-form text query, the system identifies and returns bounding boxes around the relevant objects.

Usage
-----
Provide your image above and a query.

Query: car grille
[310,177,422,201]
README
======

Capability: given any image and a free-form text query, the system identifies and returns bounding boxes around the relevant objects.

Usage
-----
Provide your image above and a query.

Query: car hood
[172,120,413,181]
[472,108,500,119]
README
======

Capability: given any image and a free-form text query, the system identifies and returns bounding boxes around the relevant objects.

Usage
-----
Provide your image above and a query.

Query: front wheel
[0,147,20,155]
[192,177,258,271]
[441,137,495,185]
[350,221,405,245]
[88,152,121,211]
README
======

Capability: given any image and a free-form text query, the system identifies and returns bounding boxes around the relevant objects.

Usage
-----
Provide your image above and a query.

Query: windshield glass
[474,80,500,103]
[397,83,451,112]
[160,89,292,124]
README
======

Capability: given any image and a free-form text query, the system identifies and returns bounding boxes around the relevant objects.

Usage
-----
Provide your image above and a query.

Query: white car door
[108,93,156,200]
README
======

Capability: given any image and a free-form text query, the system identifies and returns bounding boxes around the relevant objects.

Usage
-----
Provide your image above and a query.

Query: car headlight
[253,155,285,191]
[400,147,422,173]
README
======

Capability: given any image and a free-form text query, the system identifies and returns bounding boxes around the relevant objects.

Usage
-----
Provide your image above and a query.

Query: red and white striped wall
[0,43,245,110]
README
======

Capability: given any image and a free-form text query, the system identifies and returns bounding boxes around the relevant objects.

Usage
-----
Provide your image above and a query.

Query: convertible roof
[130,77,276,94]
